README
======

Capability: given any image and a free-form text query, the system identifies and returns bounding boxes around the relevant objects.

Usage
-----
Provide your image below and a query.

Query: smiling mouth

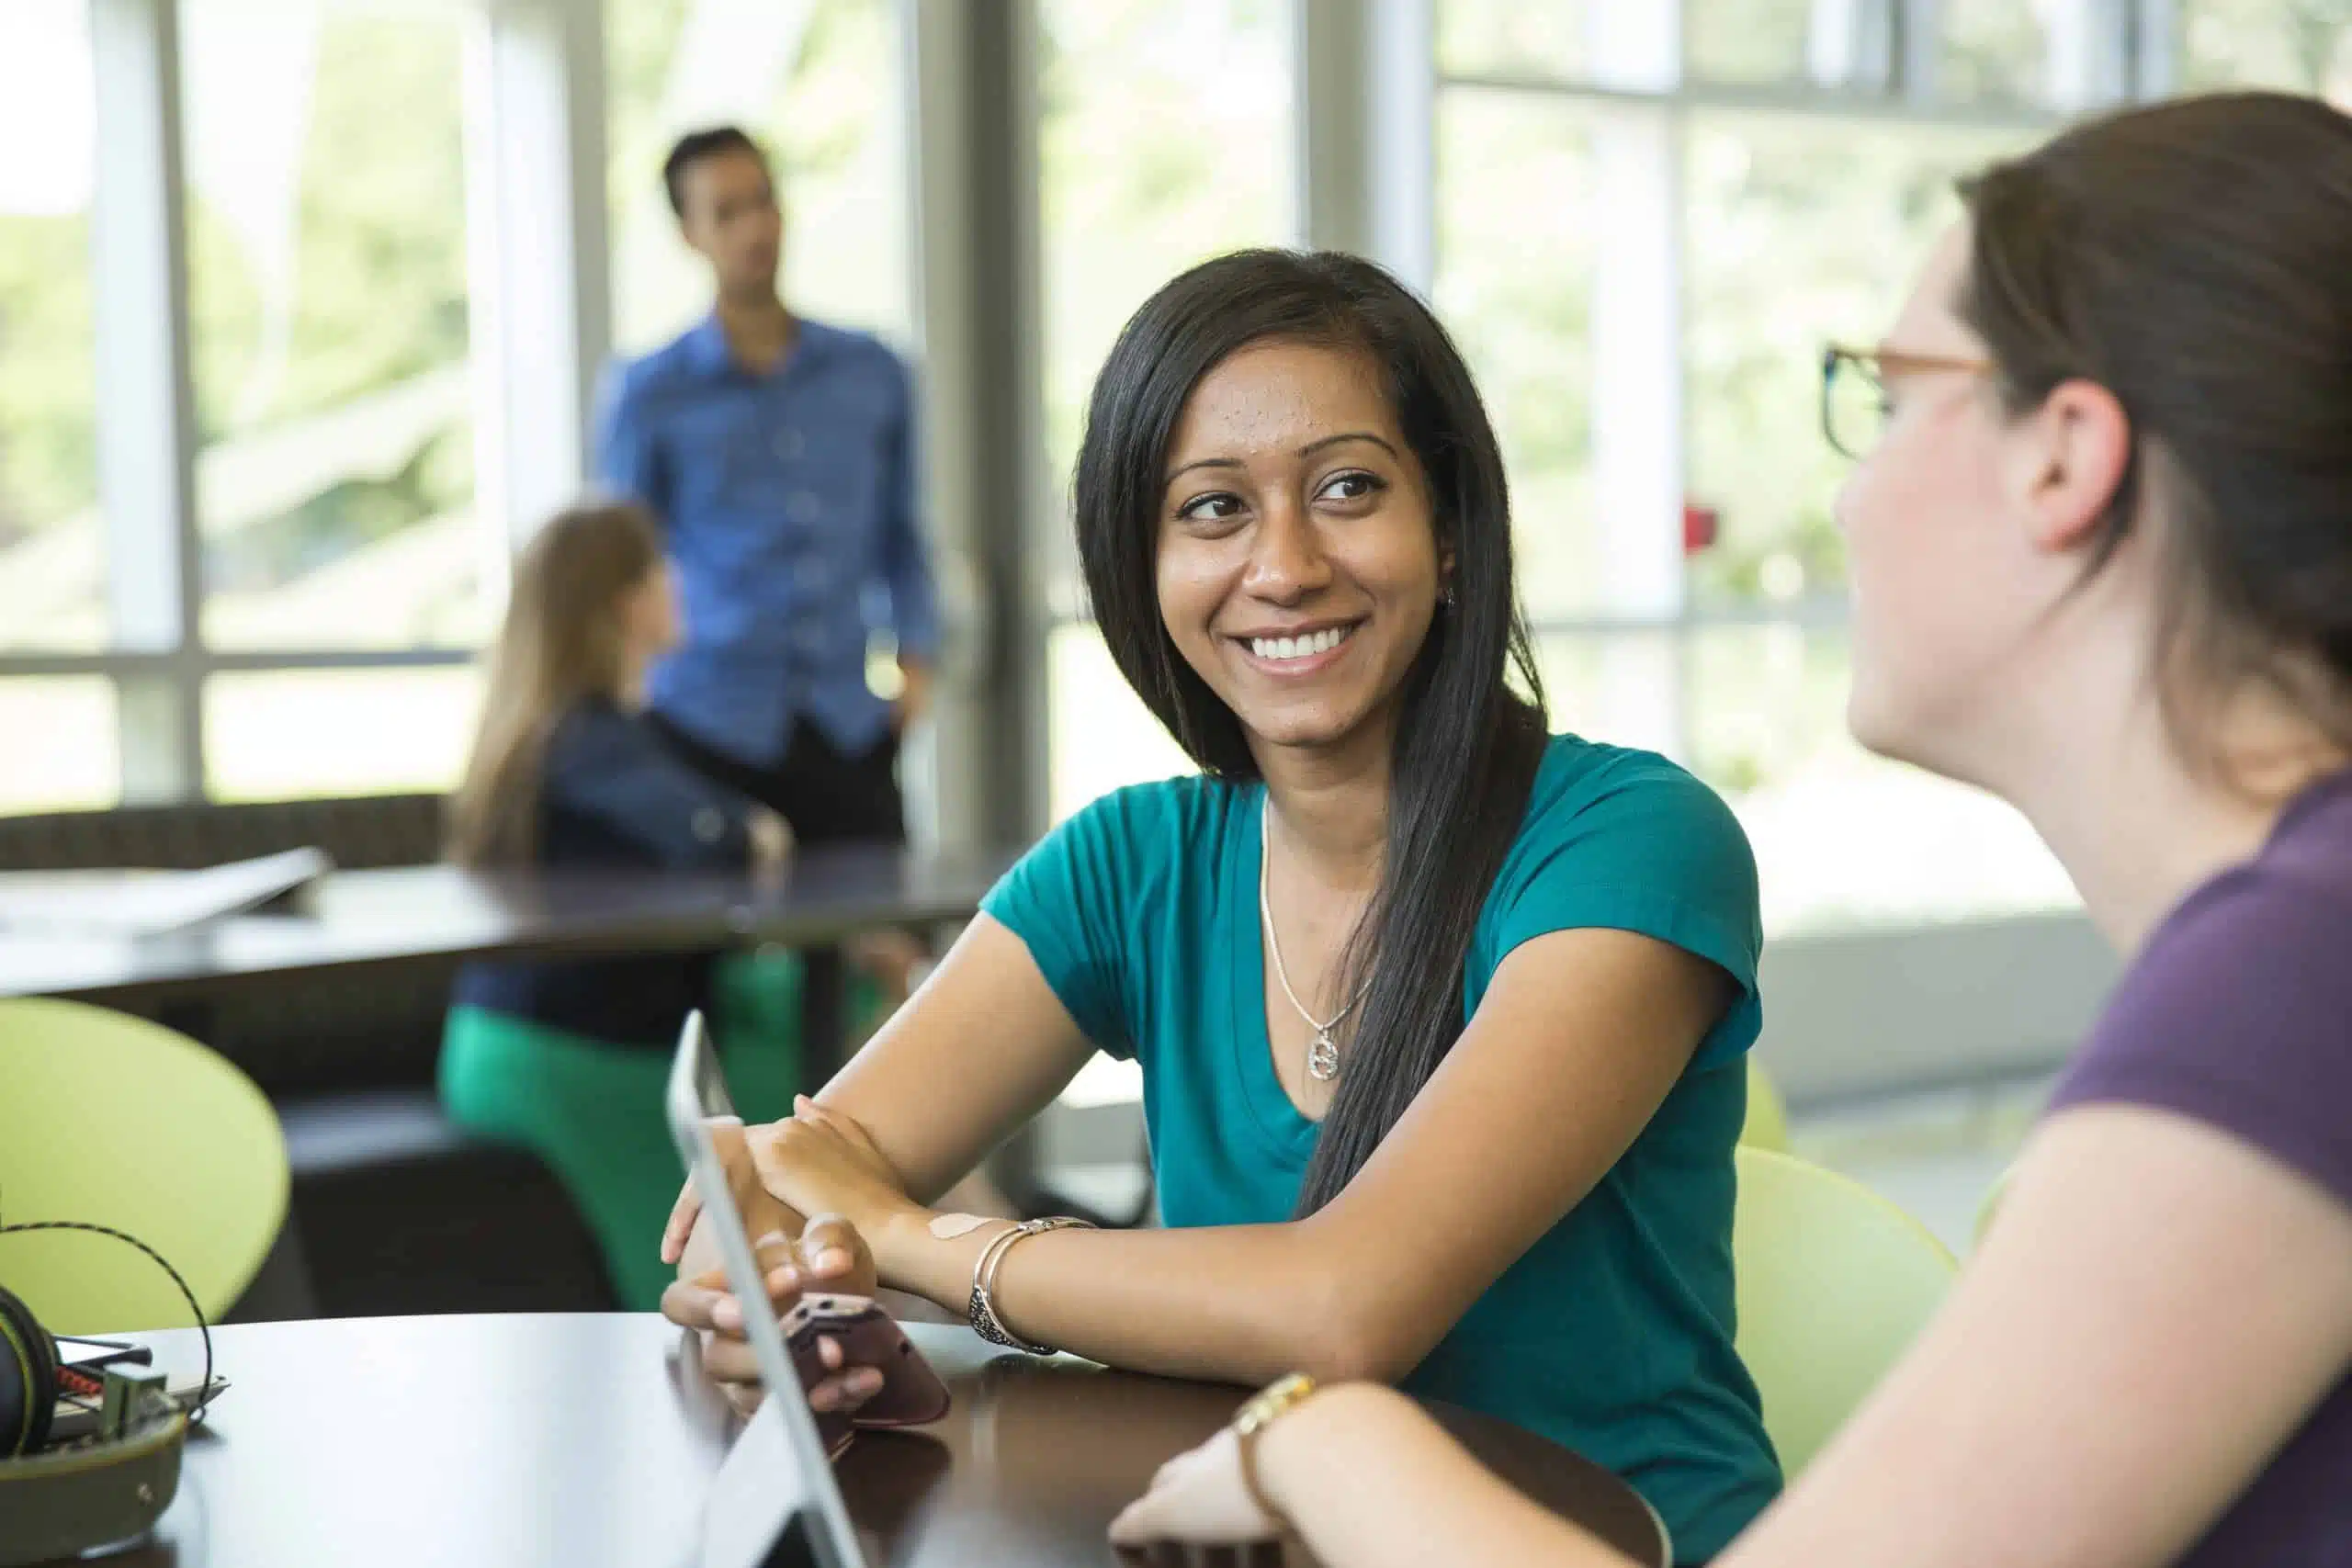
[1240,623,1359,662]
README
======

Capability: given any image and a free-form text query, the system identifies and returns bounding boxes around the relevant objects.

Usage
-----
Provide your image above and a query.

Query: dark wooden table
[0,849,1017,1009]
[85,1314,1668,1568]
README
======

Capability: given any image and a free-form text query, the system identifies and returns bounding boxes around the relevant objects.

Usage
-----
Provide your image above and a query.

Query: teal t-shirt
[982,735,1781,1561]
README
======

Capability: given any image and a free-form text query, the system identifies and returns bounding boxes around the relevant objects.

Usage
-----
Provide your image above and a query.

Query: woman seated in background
[1114,91,2352,1568]
[664,248,1783,1558]
[441,501,797,1310]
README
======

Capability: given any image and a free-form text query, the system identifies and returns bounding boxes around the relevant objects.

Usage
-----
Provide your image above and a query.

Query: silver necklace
[1259,796,1373,1083]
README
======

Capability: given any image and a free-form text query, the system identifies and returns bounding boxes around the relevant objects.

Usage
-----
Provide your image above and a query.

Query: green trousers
[438,952,879,1310]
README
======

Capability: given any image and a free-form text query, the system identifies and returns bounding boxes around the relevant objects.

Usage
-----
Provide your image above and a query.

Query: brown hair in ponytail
[447,502,665,865]
[1956,91,2352,774]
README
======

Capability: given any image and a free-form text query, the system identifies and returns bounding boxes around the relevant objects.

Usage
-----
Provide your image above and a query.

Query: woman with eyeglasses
[662,247,1784,1559]
[1113,90,2352,1568]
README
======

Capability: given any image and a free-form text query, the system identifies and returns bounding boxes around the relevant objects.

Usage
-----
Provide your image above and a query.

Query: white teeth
[1249,625,1352,661]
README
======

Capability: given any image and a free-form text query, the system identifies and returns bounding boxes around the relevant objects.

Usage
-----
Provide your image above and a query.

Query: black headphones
[0,1219,215,1454]
[0,1277,57,1458]
[0,1219,216,1567]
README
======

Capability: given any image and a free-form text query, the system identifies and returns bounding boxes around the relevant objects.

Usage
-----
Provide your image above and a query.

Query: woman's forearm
[1258,1384,1636,1568]
[874,1208,1386,1386]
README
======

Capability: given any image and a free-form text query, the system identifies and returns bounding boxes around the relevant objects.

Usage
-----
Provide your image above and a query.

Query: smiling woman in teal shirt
[662,250,1779,1562]
[982,744,1774,1556]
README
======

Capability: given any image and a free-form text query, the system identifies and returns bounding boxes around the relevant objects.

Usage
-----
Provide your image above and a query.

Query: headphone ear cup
[0,1283,58,1458]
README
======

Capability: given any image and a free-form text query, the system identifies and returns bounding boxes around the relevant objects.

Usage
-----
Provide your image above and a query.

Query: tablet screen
[666,1010,868,1568]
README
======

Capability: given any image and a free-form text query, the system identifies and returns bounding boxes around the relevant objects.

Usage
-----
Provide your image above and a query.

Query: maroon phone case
[782,1293,953,1459]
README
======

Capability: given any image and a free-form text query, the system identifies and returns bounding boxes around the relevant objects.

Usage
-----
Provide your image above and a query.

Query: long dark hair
[447,502,664,865]
[1958,91,2352,775]
[1074,249,1551,1213]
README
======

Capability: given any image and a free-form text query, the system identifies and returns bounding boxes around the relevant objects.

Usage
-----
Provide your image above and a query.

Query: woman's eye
[1317,470,1384,503]
[1177,492,1244,523]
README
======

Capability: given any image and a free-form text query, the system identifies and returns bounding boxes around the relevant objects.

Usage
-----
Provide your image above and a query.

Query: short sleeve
[2051,874,2352,1213]
[980,790,1144,1058]
[1477,756,1763,1071]
[594,361,665,520]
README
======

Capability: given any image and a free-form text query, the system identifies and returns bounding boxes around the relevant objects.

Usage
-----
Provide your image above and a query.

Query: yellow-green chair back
[1741,1056,1792,1152]
[0,998,288,1334]
[1733,1146,1959,1476]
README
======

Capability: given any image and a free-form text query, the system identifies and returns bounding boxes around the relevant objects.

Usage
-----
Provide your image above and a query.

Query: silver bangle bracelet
[966,1215,1095,1356]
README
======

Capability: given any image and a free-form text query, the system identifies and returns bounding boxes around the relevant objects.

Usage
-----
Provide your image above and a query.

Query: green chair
[0,998,289,1334]
[1741,1055,1792,1153]
[1733,1145,1959,1477]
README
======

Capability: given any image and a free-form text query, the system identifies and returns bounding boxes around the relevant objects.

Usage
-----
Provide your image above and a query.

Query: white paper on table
[0,847,334,937]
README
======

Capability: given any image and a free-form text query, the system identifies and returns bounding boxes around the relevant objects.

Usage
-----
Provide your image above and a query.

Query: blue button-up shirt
[595,314,941,768]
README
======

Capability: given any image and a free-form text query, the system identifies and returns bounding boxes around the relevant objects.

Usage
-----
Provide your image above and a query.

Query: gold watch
[1232,1371,1320,1524]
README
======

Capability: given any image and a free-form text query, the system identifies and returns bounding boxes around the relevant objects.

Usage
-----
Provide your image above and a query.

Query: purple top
[2047,768,2352,1564]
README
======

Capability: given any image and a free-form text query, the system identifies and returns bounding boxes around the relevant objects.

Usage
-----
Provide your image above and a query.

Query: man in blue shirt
[597,126,939,853]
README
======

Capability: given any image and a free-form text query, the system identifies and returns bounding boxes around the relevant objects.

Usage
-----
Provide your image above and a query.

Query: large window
[184,0,481,654]
[0,5,108,813]
[168,0,484,799]
[1433,92,1598,620]
[0,679,118,815]
[1430,3,2104,932]
[1037,0,1294,820]
[2179,0,2352,100]
[205,667,479,802]
[6,0,2345,858]
[605,0,910,356]
[0,2,100,656]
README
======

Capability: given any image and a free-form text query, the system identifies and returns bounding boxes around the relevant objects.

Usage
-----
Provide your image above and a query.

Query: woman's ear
[2006,377,2134,558]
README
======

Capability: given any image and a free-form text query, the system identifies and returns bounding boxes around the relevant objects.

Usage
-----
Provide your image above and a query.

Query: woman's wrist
[1253,1382,1411,1523]
[875,1204,984,1304]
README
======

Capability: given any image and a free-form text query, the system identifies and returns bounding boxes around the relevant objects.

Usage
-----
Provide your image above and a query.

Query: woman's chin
[1847,682,1945,775]
[1240,702,1381,758]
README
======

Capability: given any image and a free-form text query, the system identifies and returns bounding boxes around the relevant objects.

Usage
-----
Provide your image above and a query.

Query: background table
[90,1314,1669,1568]
[0,849,1017,1009]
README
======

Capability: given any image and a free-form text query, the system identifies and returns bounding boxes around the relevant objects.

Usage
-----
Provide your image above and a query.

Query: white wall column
[2045,0,2134,107]
[903,0,1045,850]
[2132,0,2179,96]
[1585,6,1686,759]
[462,0,613,558]
[1292,0,1434,290]
[90,0,202,800]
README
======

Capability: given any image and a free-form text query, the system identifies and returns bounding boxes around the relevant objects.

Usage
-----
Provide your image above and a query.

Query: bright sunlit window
[1037,0,1295,820]
[0,0,101,655]
[183,0,483,656]
[605,0,910,355]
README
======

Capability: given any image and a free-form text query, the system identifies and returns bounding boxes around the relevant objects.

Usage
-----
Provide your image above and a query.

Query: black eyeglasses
[1820,344,1993,459]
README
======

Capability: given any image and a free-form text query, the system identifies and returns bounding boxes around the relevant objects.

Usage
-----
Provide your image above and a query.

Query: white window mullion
[1899,0,1944,103]
[90,0,202,799]
[461,0,612,565]
[1585,6,1688,761]
[1291,0,1433,290]
[2131,0,2179,98]
[2045,0,2134,108]
[1807,0,1899,92]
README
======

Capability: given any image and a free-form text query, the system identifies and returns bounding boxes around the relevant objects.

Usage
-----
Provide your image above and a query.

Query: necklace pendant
[1306,1029,1341,1082]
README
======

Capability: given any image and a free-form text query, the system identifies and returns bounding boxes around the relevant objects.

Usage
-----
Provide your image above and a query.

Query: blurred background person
[597,125,937,1003]
[441,500,794,1311]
